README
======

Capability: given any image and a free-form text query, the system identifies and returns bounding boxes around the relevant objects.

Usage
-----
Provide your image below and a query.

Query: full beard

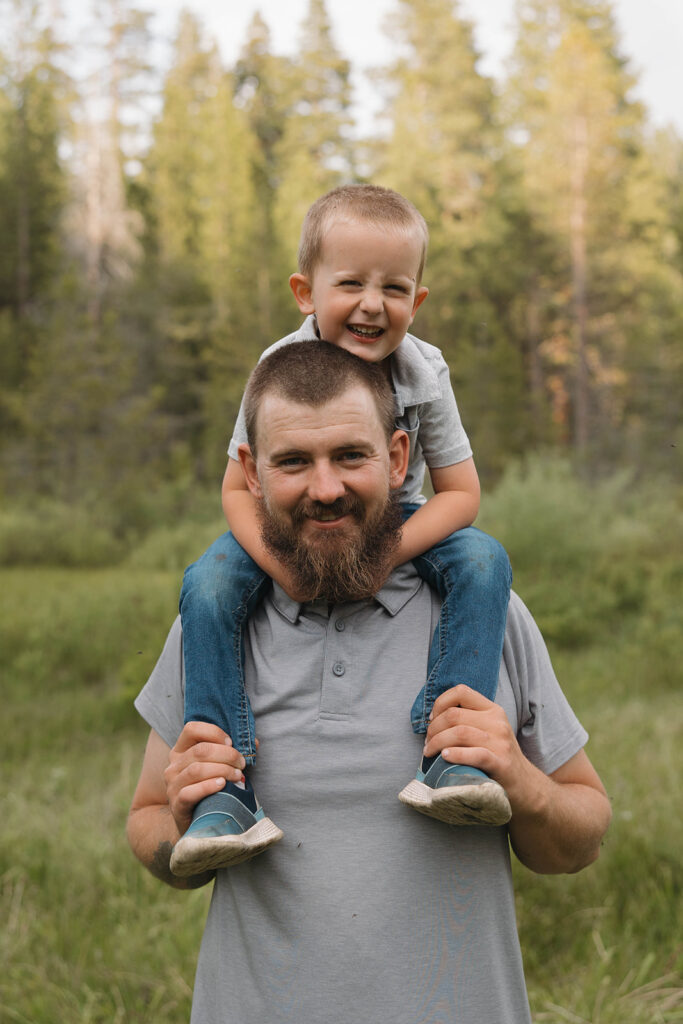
[258,492,404,604]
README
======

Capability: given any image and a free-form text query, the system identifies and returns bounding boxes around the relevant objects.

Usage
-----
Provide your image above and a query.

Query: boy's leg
[171,532,283,875]
[179,531,269,762]
[398,522,513,826]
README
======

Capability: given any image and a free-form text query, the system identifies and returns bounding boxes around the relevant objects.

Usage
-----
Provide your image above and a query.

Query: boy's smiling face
[289,218,429,364]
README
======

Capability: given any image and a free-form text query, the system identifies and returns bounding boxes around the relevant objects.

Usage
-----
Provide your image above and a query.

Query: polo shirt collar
[300,318,441,415]
[389,334,442,413]
[271,562,422,623]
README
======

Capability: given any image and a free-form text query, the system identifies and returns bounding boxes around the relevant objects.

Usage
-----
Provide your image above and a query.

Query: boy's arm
[221,458,300,593]
[394,457,481,565]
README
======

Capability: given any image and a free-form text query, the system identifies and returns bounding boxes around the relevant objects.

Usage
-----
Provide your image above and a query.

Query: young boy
[170,185,512,878]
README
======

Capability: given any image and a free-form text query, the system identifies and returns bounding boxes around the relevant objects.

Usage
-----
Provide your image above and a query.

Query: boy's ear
[237,444,263,498]
[410,286,429,323]
[289,273,315,314]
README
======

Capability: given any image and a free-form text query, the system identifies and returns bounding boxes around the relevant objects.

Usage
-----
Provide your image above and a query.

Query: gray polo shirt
[227,316,472,504]
[135,565,588,1024]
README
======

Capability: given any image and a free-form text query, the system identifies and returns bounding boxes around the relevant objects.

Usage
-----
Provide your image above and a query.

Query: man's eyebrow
[268,439,376,461]
[268,446,307,461]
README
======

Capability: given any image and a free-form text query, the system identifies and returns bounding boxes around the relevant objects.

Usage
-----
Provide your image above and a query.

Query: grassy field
[1,460,682,1023]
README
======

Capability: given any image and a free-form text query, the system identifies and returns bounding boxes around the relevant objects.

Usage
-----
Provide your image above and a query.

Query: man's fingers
[173,720,233,753]
[181,757,244,785]
[430,684,494,720]
[423,723,490,758]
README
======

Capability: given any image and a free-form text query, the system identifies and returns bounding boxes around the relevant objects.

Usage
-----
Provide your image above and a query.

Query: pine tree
[145,10,259,480]
[505,0,645,456]
[272,0,355,271]
[234,13,299,345]
[0,0,66,328]
[63,0,153,322]
[374,0,532,475]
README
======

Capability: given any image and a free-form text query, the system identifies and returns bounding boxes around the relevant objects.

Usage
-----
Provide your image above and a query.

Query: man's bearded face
[258,488,404,604]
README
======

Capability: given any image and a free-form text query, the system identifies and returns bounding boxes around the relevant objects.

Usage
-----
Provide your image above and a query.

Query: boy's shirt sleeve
[416,353,473,469]
[228,397,249,460]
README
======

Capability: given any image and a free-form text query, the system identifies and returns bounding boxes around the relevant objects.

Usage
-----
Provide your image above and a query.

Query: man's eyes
[276,451,367,468]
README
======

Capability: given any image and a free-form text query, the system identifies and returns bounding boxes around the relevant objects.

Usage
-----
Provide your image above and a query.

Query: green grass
[1,460,682,1022]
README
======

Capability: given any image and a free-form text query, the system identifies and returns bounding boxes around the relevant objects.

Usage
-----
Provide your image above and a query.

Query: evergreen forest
[2,2,683,1020]
[1,0,681,536]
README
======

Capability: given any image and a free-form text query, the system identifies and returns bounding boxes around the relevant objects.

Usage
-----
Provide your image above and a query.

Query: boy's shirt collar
[298,314,442,414]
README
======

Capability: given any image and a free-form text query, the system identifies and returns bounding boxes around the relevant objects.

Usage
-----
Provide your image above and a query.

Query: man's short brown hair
[297,184,429,285]
[244,341,396,456]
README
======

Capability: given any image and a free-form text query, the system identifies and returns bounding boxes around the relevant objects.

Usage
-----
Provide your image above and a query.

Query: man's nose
[307,461,346,504]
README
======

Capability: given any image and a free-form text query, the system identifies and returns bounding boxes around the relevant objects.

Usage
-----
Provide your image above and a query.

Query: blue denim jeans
[180,531,269,765]
[404,507,512,734]
[179,513,512,762]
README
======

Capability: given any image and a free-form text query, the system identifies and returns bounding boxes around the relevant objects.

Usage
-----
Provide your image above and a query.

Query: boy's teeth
[349,325,382,337]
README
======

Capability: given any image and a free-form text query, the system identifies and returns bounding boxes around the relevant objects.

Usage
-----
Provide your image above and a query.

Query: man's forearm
[127,804,215,890]
[508,770,611,875]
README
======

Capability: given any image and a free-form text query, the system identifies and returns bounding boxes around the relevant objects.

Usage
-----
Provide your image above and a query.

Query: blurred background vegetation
[0,0,681,526]
[0,0,681,1020]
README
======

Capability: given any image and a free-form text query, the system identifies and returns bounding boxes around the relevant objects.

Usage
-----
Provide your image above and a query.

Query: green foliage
[1,0,682,497]
[478,456,683,653]
[0,502,124,567]
[1,464,682,1022]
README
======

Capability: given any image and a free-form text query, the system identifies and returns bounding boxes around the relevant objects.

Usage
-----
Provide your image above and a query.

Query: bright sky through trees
[62,0,683,135]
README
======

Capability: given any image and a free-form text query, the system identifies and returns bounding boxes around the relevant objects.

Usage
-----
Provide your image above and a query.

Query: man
[127,341,611,1024]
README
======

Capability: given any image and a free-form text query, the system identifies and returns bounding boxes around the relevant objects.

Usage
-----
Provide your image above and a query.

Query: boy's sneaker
[170,779,283,877]
[398,755,512,826]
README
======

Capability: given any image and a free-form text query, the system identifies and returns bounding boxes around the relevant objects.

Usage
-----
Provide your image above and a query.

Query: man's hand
[422,684,540,816]
[165,721,248,835]
[423,685,612,874]
[127,723,251,889]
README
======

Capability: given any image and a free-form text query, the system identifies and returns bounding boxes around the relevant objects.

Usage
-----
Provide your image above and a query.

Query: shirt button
[334,619,346,632]
[332,662,345,677]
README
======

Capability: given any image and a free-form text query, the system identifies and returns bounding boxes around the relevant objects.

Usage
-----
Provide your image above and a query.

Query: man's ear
[237,443,263,498]
[289,273,315,314]
[388,430,410,490]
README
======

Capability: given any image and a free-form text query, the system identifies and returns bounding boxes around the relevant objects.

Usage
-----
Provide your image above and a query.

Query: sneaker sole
[398,779,512,827]
[170,816,283,877]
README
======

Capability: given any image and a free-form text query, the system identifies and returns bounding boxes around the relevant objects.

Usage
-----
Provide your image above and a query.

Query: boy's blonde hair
[298,184,429,285]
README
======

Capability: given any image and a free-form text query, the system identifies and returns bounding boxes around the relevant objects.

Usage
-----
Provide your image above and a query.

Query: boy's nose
[359,287,383,315]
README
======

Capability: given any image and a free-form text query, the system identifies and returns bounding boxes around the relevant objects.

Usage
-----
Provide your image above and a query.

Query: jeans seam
[413,549,452,732]
[233,573,268,762]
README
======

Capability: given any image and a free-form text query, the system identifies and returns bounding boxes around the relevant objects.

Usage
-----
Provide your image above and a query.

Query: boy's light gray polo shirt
[135,565,588,1024]
[227,316,472,504]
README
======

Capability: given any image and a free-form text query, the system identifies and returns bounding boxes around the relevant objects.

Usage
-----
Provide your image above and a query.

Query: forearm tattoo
[148,812,215,890]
